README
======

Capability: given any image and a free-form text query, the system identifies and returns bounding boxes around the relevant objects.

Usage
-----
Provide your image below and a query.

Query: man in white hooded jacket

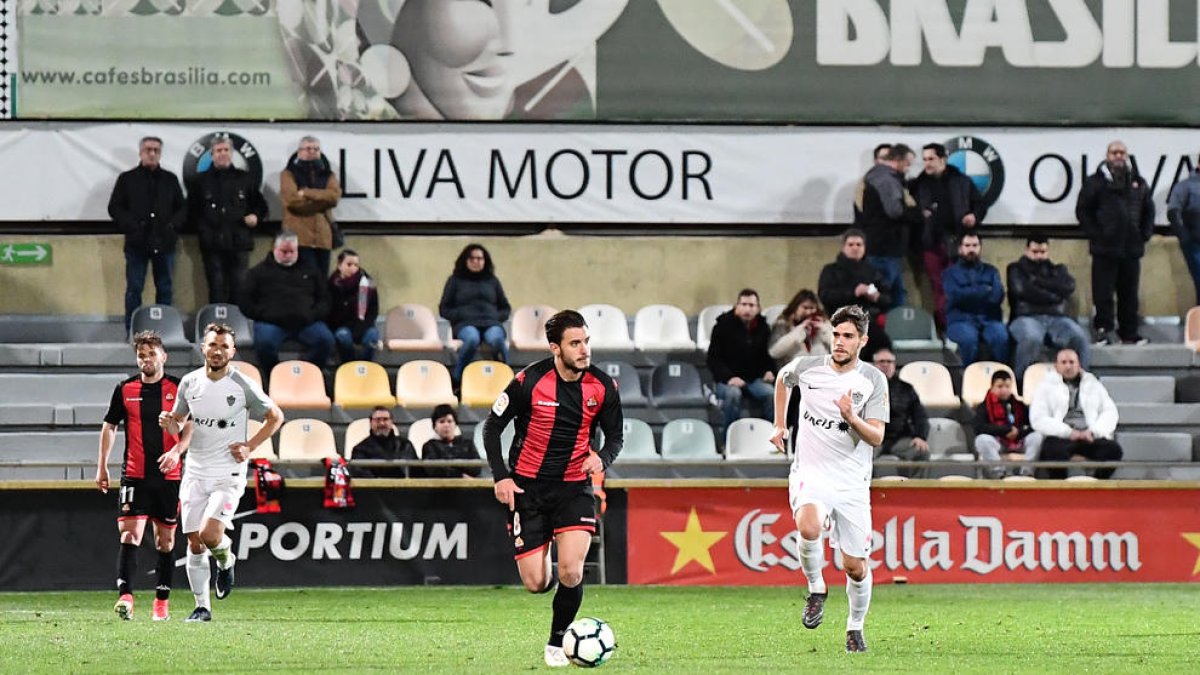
[1030,348,1123,479]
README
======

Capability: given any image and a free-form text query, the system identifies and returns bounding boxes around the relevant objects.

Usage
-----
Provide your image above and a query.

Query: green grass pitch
[2,584,1197,672]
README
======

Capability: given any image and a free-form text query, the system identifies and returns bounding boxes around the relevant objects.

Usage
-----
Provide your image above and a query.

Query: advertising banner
[627,487,1200,585]
[0,122,1195,225]
[14,1,1200,124]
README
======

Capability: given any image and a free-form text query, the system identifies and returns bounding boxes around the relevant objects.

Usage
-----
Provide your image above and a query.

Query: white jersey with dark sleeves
[779,355,890,494]
[172,365,274,479]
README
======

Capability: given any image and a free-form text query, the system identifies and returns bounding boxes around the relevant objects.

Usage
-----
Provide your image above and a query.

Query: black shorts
[507,477,596,559]
[117,478,180,527]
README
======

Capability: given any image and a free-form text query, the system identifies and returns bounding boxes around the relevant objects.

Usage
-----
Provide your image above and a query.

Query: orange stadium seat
[385,304,444,351]
[269,361,332,410]
[961,361,1015,407]
[343,418,371,459]
[394,360,458,408]
[510,304,556,351]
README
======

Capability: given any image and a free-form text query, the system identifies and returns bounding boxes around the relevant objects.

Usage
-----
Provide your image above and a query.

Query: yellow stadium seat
[343,418,371,459]
[231,361,262,389]
[246,419,276,461]
[268,361,332,409]
[510,304,557,351]
[334,361,396,409]
[898,361,960,410]
[395,360,458,408]
[385,304,444,351]
[277,418,338,461]
[460,360,514,408]
[1021,361,1056,403]
[961,361,1016,407]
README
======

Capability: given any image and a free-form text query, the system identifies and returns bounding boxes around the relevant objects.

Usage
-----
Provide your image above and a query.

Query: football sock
[155,551,173,600]
[799,537,826,594]
[548,582,584,647]
[846,566,873,631]
[186,550,211,609]
[117,543,137,595]
[210,535,234,570]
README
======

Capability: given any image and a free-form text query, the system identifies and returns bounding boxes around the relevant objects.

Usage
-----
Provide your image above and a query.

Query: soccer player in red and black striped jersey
[97,331,191,622]
[482,309,623,668]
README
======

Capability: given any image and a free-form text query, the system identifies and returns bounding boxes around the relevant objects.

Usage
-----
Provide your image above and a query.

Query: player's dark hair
[132,330,164,352]
[830,305,870,337]
[991,370,1013,384]
[545,309,587,345]
[431,403,457,424]
[203,322,236,341]
[885,143,914,161]
[1026,233,1050,247]
[453,243,494,277]
[923,142,948,159]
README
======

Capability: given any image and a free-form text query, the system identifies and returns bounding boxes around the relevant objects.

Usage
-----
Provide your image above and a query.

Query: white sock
[846,566,873,631]
[799,537,826,594]
[186,551,211,609]
[210,535,235,570]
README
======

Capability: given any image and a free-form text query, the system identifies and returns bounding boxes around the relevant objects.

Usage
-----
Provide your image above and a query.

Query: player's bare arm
[770,372,791,450]
[96,421,119,493]
[157,409,187,436]
[231,403,284,460]
[158,420,192,473]
[837,389,885,447]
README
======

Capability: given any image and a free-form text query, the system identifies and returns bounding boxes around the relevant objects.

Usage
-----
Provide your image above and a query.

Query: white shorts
[180,474,247,534]
[788,472,872,559]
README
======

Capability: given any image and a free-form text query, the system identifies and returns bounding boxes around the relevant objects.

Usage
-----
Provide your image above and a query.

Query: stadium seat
[578,304,634,350]
[460,360,514,408]
[876,475,908,482]
[269,361,332,410]
[343,417,370,459]
[597,361,647,407]
[510,304,557,350]
[1186,306,1200,351]
[333,361,396,409]
[897,361,960,411]
[762,304,786,325]
[1020,361,1055,403]
[926,417,975,478]
[407,417,461,458]
[633,304,696,351]
[231,361,263,389]
[384,304,444,351]
[660,418,720,460]
[725,418,785,461]
[615,419,659,459]
[695,304,731,352]
[247,419,276,461]
[649,362,707,408]
[0,373,122,426]
[885,306,942,350]
[277,418,338,461]
[194,303,253,347]
[473,420,515,459]
[1100,375,1175,404]
[394,360,458,408]
[129,304,190,349]
[960,361,1015,407]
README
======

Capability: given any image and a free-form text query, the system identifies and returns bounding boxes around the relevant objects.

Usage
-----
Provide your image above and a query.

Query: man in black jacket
[910,143,988,331]
[187,134,268,305]
[707,289,776,436]
[1006,235,1091,380]
[857,143,920,309]
[818,229,893,362]
[108,136,186,330]
[351,407,414,478]
[1075,140,1154,345]
[239,232,335,374]
[871,349,929,478]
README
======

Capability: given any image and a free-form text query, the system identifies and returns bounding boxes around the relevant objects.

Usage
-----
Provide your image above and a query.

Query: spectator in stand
[280,135,342,274]
[1030,348,1122,480]
[1167,156,1200,304]
[239,232,335,375]
[439,243,512,384]
[1076,140,1154,346]
[910,142,988,332]
[818,229,893,362]
[768,289,832,368]
[108,136,186,330]
[418,404,482,479]
[853,144,893,227]
[707,289,776,435]
[188,133,268,305]
[972,370,1042,478]
[351,406,414,478]
[858,143,921,309]
[327,249,380,364]
[943,233,1008,366]
[871,349,930,478]
[1006,234,1091,380]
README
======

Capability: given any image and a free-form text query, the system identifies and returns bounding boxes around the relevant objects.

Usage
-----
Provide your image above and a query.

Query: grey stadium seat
[885,306,942,350]
[195,303,254,347]
[597,419,658,460]
[597,361,647,407]
[660,418,720,460]
[649,362,706,408]
[129,304,190,348]
[0,373,123,426]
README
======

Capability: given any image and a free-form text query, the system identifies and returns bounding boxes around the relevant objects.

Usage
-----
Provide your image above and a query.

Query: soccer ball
[562,617,616,668]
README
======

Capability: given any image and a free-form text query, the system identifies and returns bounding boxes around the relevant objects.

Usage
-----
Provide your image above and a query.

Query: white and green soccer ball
[562,617,616,668]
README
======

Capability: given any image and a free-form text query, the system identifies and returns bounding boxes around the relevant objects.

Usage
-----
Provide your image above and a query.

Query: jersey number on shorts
[119,485,135,505]
[512,512,522,537]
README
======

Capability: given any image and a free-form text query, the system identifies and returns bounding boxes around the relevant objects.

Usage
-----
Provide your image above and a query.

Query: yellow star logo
[660,508,727,574]
[1182,533,1200,575]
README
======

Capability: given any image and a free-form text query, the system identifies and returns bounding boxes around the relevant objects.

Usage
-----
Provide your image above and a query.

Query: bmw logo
[182,131,264,188]
[944,136,1005,207]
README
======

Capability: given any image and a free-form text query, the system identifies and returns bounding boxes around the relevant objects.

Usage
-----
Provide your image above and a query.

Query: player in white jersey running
[769,305,888,654]
[158,322,284,623]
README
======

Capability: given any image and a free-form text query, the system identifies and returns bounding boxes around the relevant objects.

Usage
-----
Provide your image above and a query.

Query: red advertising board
[627,486,1200,585]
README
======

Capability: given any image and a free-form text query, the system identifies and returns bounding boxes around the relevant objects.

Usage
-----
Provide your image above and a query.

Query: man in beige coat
[280,135,342,274]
